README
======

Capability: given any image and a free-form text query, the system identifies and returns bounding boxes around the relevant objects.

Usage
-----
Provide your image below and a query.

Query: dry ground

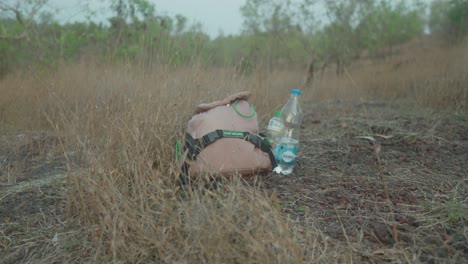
[1,99,466,263]
[0,38,467,263]
[265,100,467,263]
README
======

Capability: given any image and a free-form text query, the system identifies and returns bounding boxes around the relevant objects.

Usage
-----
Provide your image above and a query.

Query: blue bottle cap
[291,89,301,95]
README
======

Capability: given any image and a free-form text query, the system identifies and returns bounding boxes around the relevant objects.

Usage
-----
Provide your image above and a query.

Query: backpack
[177,91,277,182]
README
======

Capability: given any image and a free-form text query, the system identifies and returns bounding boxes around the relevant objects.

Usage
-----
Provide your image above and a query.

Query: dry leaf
[52,233,59,246]
[392,224,399,242]
[374,134,394,139]
[355,136,376,142]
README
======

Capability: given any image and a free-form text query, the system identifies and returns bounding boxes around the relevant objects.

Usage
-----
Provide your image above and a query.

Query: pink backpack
[178,91,277,181]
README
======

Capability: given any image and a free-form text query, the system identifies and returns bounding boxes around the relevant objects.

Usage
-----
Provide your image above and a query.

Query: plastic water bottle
[266,110,284,161]
[274,89,304,175]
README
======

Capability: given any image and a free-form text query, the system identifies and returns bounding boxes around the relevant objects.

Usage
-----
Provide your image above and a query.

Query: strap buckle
[247,133,278,168]
[201,130,223,146]
[246,133,262,147]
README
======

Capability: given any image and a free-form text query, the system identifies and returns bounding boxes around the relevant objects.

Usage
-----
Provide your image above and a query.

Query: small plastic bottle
[274,89,304,175]
[266,110,284,161]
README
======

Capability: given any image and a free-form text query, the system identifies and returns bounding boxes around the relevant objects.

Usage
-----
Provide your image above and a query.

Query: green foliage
[239,0,308,70]
[447,200,467,224]
[357,1,425,55]
[0,0,215,75]
[430,0,468,41]
[447,0,468,38]
[110,0,155,20]
[0,0,436,77]
[447,184,468,224]
[429,0,450,34]
[240,0,294,34]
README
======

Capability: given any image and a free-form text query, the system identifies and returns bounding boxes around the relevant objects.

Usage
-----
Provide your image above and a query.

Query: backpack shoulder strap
[184,130,278,169]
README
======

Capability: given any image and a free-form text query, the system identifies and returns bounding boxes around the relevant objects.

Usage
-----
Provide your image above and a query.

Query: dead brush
[0,72,50,131]
[309,39,468,111]
[43,62,332,263]
[1,39,467,262]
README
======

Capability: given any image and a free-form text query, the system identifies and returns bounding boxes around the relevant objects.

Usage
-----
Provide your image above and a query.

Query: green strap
[233,99,256,118]
[175,140,182,162]
[184,130,278,169]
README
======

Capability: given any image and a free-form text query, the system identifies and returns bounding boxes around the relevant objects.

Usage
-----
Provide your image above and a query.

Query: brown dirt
[1,100,467,263]
[262,101,468,263]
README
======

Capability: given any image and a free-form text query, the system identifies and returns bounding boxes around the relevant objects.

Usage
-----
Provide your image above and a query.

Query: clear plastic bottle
[266,110,284,161]
[274,89,304,175]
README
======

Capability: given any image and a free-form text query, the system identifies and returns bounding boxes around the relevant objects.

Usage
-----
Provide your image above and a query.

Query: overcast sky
[46,0,249,37]
[44,0,430,38]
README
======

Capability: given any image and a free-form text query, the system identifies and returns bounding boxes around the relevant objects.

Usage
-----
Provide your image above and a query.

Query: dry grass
[309,37,468,112]
[0,39,467,263]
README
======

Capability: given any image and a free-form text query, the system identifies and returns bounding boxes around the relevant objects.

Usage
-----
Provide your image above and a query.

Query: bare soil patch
[1,100,467,263]
[263,101,467,263]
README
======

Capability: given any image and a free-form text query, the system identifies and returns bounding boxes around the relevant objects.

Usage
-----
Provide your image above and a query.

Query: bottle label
[268,119,283,133]
[273,144,281,160]
[279,145,298,165]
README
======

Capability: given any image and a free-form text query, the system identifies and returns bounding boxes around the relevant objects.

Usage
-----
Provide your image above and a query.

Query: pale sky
[46,0,249,37]
[42,0,431,38]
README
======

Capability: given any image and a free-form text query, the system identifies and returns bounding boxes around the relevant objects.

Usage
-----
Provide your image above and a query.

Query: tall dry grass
[37,61,325,263]
[0,38,467,262]
[310,38,468,111]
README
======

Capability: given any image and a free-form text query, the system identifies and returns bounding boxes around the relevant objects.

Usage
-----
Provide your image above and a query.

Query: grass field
[0,38,467,263]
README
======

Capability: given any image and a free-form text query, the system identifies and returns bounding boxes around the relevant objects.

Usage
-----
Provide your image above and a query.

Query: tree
[301,0,424,84]
[174,14,187,35]
[108,0,155,21]
[430,0,468,41]
[240,0,301,71]
[429,0,450,34]
[0,0,52,76]
[0,0,48,40]
[356,0,425,56]
[307,0,369,77]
